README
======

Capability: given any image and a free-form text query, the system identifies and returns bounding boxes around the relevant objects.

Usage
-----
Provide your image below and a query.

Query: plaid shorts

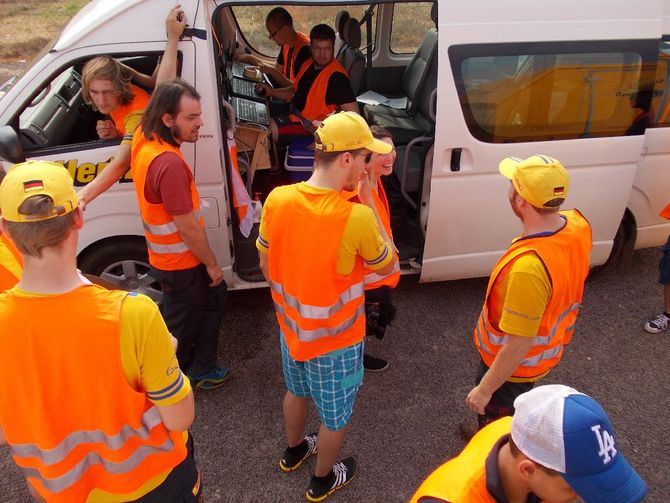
[280,332,364,431]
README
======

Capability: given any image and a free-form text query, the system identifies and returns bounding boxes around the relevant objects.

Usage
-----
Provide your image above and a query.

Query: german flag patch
[23,180,44,192]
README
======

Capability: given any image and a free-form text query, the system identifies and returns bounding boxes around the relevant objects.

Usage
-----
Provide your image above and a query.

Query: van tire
[588,210,636,280]
[78,238,162,303]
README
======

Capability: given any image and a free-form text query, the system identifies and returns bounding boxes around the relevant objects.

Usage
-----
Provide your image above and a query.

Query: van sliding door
[420,0,664,282]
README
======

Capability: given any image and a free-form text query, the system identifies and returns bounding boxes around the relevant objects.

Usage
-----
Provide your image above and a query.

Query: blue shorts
[659,235,670,285]
[280,332,364,431]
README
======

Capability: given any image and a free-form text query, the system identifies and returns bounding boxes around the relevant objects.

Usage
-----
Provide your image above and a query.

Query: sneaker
[363,353,389,372]
[305,457,356,502]
[188,366,230,390]
[644,313,670,334]
[279,433,318,472]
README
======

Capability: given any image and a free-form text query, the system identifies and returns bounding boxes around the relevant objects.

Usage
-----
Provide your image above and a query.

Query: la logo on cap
[592,424,617,464]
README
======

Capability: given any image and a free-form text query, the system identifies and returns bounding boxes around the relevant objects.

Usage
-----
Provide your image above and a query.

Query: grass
[0,0,88,61]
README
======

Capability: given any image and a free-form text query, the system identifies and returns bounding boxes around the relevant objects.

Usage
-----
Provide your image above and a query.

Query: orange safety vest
[290,59,349,123]
[130,129,203,271]
[409,417,512,503]
[266,184,367,361]
[0,233,22,292]
[347,182,400,289]
[0,285,186,502]
[474,210,592,379]
[110,84,151,137]
[282,32,311,81]
[660,203,670,220]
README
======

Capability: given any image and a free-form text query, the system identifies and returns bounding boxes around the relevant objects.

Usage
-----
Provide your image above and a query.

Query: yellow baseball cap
[499,155,569,208]
[314,112,392,154]
[0,160,78,222]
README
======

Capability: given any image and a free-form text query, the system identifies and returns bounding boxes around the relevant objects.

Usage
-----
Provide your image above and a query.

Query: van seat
[338,18,366,96]
[363,11,437,145]
[334,10,350,58]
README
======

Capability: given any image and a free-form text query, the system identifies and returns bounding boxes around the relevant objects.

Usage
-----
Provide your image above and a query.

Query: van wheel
[588,210,636,280]
[78,238,162,303]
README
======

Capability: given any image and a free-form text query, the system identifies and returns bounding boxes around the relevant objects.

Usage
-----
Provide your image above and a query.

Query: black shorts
[132,433,202,502]
[475,360,535,430]
[658,235,670,285]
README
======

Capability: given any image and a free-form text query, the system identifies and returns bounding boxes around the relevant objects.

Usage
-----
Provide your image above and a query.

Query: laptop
[231,96,269,125]
[231,77,264,102]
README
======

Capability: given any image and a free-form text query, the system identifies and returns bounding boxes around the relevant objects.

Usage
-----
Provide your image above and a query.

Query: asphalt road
[1,248,668,502]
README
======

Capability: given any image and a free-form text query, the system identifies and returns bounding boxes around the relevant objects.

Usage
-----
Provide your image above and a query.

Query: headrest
[335,10,350,36]
[431,2,438,27]
[343,18,361,50]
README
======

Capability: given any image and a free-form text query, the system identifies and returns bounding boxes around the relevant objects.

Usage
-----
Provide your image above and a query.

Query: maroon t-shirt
[144,152,193,215]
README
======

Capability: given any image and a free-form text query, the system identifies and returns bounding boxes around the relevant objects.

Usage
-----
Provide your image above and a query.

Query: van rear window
[450,40,660,143]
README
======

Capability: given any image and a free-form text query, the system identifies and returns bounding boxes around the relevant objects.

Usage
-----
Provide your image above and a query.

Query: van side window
[652,40,670,128]
[390,2,434,54]
[231,4,376,57]
[451,41,660,142]
[13,53,162,154]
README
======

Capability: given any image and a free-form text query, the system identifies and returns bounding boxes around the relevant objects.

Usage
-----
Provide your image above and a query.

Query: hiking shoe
[363,353,389,372]
[305,457,356,502]
[280,433,317,472]
[189,366,230,390]
[644,313,670,334]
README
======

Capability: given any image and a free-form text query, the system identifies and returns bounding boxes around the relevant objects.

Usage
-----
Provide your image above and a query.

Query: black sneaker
[305,457,356,502]
[363,354,389,372]
[279,433,318,472]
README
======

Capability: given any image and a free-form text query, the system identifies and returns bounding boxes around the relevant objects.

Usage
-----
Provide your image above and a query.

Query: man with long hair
[130,79,230,390]
[77,6,185,207]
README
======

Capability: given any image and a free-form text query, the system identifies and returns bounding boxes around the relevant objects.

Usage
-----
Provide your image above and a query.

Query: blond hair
[82,56,134,108]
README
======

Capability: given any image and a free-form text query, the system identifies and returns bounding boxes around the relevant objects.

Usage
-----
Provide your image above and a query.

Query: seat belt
[360,4,376,90]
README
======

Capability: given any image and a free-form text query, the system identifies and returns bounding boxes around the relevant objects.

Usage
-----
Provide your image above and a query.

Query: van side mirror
[0,126,26,164]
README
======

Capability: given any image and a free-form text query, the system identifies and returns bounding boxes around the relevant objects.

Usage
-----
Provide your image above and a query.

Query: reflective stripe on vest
[12,407,172,493]
[275,301,366,342]
[270,279,364,320]
[142,204,204,235]
[364,261,400,285]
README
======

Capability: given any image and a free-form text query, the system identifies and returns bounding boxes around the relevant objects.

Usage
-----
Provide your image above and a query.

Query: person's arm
[353,204,398,277]
[259,63,293,87]
[465,334,536,414]
[156,392,195,432]
[357,169,394,249]
[172,212,223,286]
[121,63,157,89]
[154,6,187,86]
[259,249,269,281]
[78,143,131,208]
[256,83,294,102]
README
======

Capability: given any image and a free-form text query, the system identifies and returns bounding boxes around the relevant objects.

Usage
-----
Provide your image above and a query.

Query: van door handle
[450,148,462,172]
[183,28,207,40]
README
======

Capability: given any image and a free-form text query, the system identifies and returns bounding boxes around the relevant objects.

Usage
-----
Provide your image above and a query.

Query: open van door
[420,0,664,282]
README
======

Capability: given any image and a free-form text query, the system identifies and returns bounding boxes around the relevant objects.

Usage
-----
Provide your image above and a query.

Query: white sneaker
[644,313,669,334]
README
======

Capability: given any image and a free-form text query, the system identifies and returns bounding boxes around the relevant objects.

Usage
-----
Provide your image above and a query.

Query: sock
[312,471,335,487]
[285,439,307,457]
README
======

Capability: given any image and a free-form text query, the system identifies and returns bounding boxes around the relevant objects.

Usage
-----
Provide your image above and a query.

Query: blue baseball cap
[511,385,647,503]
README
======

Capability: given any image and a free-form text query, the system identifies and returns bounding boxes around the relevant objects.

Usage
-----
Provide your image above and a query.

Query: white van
[1,0,669,298]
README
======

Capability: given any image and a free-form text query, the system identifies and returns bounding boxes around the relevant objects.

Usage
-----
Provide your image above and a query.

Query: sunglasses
[353,152,373,164]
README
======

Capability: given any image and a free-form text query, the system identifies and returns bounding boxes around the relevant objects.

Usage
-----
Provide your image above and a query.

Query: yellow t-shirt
[256,183,392,275]
[487,251,551,382]
[121,110,143,146]
[10,286,191,502]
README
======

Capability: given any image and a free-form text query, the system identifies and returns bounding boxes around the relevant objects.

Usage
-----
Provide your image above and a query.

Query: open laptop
[231,96,269,125]
[231,77,265,102]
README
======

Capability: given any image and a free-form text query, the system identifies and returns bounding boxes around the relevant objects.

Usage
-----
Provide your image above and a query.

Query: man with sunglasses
[239,7,311,87]
[257,112,397,501]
